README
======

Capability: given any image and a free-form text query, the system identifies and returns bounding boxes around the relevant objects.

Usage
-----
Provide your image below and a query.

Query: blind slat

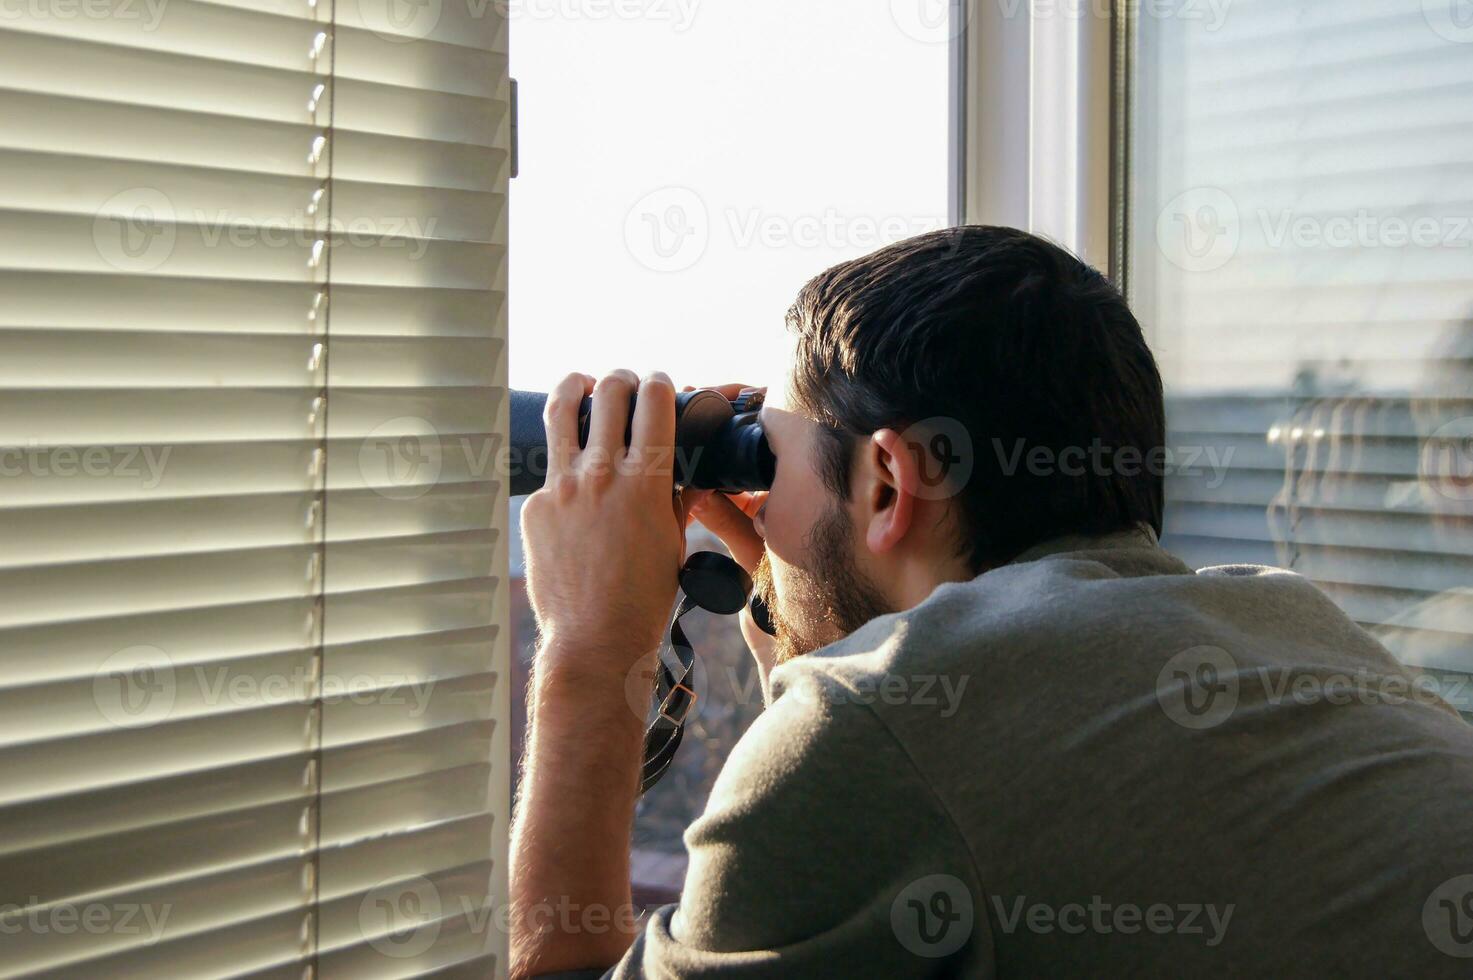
[0,0,510,968]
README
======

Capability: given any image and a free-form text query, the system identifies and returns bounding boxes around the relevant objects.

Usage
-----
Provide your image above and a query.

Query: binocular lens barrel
[507,389,775,497]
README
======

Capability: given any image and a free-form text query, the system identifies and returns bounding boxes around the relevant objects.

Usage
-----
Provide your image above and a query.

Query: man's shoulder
[770,536,1204,692]
[763,531,1410,747]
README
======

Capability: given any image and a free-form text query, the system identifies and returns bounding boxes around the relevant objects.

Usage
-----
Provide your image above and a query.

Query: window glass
[1127,0,1473,719]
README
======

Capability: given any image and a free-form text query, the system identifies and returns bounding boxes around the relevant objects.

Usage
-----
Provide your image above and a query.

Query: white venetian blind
[1127,0,1473,719]
[0,0,512,974]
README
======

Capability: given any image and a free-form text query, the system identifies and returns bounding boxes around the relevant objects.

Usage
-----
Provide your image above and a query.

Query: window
[508,1,950,897]
[0,0,510,973]
[1123,0,1473,719]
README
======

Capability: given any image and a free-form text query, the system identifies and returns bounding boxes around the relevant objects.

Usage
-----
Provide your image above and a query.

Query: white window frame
[949,0,1120,278]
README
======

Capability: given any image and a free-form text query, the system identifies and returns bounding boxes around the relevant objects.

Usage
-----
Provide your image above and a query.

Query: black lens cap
[679,551,752,616]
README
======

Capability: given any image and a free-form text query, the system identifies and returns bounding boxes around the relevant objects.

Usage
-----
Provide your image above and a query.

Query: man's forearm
[510,645,651,977]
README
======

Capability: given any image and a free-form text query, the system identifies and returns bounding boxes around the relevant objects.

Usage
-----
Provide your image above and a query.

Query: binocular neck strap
[638,549,753,796]
[639,593,700,795]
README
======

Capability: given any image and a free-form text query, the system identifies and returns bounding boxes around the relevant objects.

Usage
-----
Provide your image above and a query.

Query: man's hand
[511,369,686,978]
[521,369,686,683]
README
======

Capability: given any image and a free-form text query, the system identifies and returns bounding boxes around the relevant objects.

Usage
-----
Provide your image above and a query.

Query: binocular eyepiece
[507,388,776,497]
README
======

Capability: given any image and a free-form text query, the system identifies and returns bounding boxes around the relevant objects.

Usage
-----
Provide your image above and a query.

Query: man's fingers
[682,383,762,401]
[679,489,713,527]
[543,372,593,481]
[630,372,676,470]
[585,369,639,461]
[738,606,777,687]
[689,492,764,571]
[727,491,767,521]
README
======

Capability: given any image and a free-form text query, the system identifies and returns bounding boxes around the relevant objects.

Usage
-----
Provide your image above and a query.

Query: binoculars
[507,387,776,497]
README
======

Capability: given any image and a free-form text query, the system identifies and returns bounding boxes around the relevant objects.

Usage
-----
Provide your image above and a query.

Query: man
[510,227,1473,977]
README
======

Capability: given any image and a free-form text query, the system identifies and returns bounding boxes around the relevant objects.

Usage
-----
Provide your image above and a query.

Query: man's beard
[751,501,892,666]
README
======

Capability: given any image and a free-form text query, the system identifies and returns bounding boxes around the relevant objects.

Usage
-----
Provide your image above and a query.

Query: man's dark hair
[786,225,1166,572]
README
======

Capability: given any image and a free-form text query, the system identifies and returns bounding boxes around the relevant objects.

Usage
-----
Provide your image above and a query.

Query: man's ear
[861,428,920,554]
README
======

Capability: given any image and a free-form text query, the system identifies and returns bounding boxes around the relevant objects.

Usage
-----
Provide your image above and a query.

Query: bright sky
[507,0,951,394]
